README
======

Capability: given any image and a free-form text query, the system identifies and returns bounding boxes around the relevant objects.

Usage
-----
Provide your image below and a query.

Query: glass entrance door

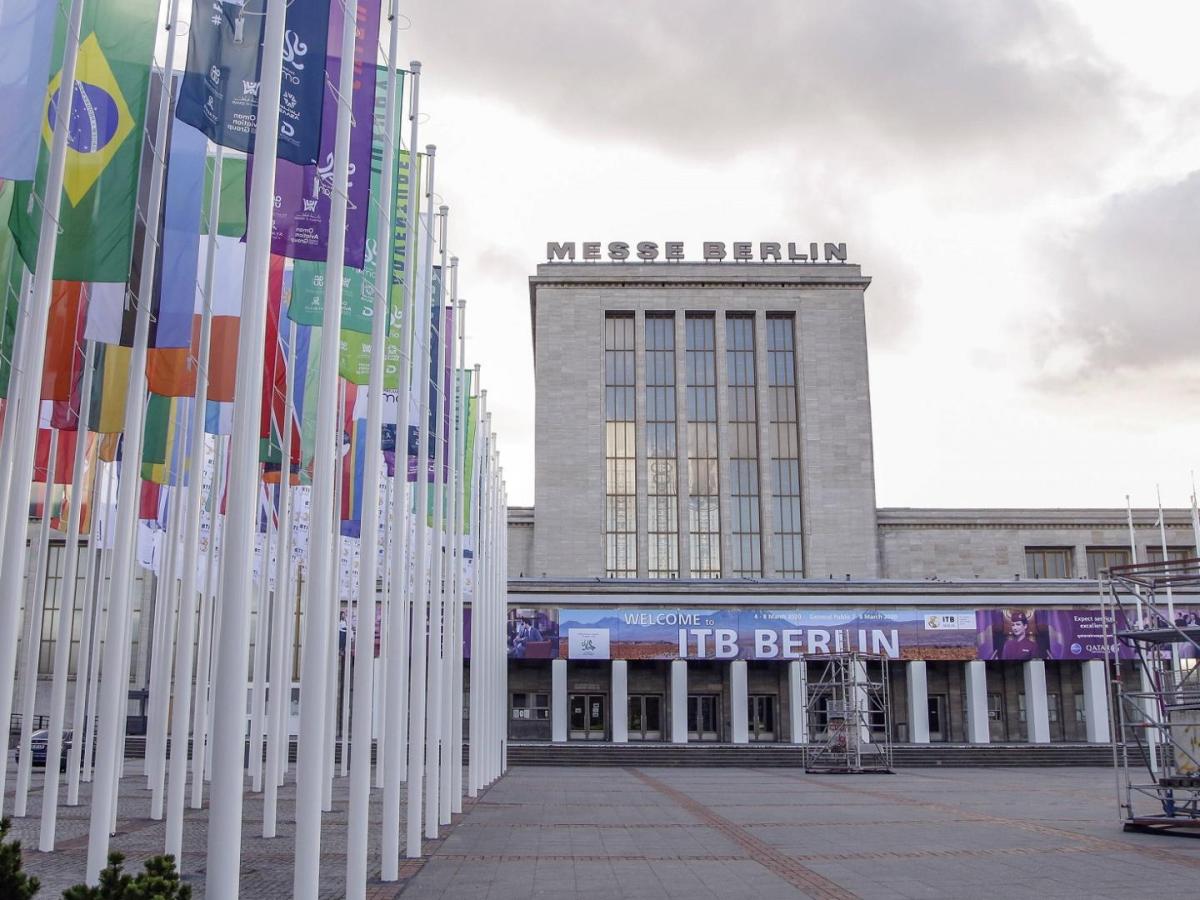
[628,694,663,741]
[569,694,607,740]
[687,694,720,741]
[749,694,777,741]
[927,694,947,741]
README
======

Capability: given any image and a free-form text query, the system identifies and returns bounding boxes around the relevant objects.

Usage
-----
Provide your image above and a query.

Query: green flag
[201,155,248,237]
[0,182,24,398]
[9,0,158,282]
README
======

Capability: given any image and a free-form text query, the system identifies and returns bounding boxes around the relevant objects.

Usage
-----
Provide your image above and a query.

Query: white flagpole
[81,515,115,786]
[500,474,508,774]
[165,139,223,857]
[0,270,32,569]
[380,59,422,881]
[424,210,450,840]
[190,434,225,807]
[330,381,347,799]
[147,467,186,805]
[1190,475,1200,558]
[13,428,58,816]
[263,319,297,835]
[202,0,290,886]
[293,0,358,888]
[473,393,489,792]
[86,0,185,873]
[345,17,404,893]
[438,283,461,826]
[67,450,104,804]
[468,369,481,799]
[249,482,273,791]
[41,341,96,847]
[0,0,86,817]
[405,145,438,860]
[1156,484,1174,621]
[449,299,467,814]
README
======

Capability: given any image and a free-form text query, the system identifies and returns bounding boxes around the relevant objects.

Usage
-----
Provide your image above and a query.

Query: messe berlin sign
[545,240,848,263]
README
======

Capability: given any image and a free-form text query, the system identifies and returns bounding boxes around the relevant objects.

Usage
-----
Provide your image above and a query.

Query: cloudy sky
[248,1,1200,509]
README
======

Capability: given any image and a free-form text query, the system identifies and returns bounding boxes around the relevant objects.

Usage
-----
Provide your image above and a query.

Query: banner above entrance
[505,606,1140,663]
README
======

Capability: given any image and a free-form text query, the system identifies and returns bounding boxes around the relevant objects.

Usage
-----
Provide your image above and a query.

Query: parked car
[29,729,72,771]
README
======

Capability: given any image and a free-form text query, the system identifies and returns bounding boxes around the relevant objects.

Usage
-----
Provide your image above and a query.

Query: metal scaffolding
[804,652,892,774]
[1102,557,1200,836]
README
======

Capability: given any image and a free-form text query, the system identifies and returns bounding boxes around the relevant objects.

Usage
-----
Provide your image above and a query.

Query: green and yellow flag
[8,0,157,282]
[0,181,24,398]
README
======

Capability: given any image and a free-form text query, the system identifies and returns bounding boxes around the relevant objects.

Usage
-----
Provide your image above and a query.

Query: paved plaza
[8,761,1200,898]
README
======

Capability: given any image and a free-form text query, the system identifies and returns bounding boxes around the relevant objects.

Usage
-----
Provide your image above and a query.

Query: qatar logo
[1070,642,1083,655]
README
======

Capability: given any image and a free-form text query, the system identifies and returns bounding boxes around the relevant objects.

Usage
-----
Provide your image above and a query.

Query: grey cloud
[404,0,1135,171]
[1032,170,1200,385]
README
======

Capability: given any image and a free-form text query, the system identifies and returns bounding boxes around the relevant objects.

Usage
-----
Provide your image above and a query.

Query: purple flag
[261,0,380,268]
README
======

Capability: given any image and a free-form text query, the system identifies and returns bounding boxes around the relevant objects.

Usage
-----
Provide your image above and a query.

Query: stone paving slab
[405,765,1200,899]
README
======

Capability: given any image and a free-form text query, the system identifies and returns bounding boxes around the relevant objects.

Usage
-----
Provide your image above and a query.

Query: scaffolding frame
[1102,557,1200,836]
[803,652,893,774]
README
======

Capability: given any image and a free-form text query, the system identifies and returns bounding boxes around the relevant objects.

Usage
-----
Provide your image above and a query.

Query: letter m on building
[546,242,576,261]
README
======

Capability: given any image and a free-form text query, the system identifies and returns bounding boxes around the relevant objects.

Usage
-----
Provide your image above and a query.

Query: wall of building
[528,262,880,580]
[878,508,1196,580]
[507,507,535,577]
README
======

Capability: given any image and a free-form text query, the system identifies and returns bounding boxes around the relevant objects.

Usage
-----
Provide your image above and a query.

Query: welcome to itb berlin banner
[499,606,1148,663]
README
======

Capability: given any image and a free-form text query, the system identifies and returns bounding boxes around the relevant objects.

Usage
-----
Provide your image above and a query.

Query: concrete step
[506,741,1121,767]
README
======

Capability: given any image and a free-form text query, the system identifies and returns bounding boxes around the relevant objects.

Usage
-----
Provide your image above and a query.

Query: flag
[42,282,87,401]
[340,416,367,537]
[88,342,131,433]
[0,182,23,398]
[262,0,381,268]
[258,256,289,457]
[176,0,331,165]
[289,68,404,337]
[9,0,158,281]
[0,0,58,179]
[462,391,478,532]
[201,154,248,236]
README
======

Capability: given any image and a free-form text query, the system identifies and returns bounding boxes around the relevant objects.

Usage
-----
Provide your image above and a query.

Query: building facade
[506,254,1197,748]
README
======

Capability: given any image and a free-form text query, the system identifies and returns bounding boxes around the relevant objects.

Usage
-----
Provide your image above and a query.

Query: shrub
[0,816,41,898]
[62,852,190,900]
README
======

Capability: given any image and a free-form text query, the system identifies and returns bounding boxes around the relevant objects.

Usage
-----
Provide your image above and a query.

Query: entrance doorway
[749,694,777,741]
[569,693,606,740]
[687,694,720,741]
[628,694,663,741]
[928,694,947,742]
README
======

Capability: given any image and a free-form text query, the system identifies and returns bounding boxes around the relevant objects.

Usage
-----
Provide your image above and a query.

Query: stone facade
[528,261,879,580]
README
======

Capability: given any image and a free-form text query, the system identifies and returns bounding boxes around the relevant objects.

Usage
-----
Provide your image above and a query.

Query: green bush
[0,816,41,898]
[62,852,190,900]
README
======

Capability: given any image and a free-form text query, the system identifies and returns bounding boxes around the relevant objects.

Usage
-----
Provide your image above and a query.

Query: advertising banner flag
[290,68,404,336]
[0,183,22,399]
[264,0,381,268]
[0,0,57,179]
[9,0,157,282]
[176,0,331,165]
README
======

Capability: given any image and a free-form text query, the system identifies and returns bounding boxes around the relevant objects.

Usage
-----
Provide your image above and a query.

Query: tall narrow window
[604,314,637,577]
[767,315,802,577]
[726,315,761,577]
[686,315,721,578]
[645,314,679,578]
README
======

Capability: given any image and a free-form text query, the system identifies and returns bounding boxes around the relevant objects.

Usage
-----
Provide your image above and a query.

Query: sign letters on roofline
[545,241,848,263]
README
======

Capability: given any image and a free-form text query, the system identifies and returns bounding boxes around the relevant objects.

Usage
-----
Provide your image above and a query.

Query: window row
[1025,545,1198,580]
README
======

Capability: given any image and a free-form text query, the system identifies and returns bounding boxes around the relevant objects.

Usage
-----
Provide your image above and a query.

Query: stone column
[964,660,990,744]
[670,659,688,744]
[788,660,808,744]
[1023,660,1051,744]
[611,660,628,744]
[730,660,749,743]
[551,659,567,743]
[1081,660,1110,744]
[906,661,929,744]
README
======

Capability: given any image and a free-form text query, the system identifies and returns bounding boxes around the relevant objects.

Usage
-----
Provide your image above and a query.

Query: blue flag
[176,0,330,165]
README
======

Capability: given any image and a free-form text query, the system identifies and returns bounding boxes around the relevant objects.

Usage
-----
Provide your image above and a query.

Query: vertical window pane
[687,315,721,577]
[768,315,803,577]
[725,316,761,577]
[605,314,637,577]
[645,314,679,577]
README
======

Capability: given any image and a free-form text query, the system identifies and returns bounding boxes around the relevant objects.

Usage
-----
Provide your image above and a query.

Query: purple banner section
[504,606,1136,662]
[262,0,380,268]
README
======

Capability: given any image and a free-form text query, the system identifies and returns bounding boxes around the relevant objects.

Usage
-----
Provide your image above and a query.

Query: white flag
[0,0,56,179]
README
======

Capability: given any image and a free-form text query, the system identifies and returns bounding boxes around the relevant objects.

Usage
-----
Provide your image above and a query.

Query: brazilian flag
[8,0,157,283]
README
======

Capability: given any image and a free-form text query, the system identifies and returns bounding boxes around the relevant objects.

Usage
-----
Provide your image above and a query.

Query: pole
[164,139,224,856]
[438,283,461,826]
[449,299,467,814]
[190,435,225,807]
[67,452,104,803]
[0,0,87,818]
[202,0,289,888]
[263,319,297,835]
[405,145,438,860]
[40,340,97,847]
[249,482,273,792]
[380,59,421,881]
[293,0,358,888]
[14,429,59,816]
